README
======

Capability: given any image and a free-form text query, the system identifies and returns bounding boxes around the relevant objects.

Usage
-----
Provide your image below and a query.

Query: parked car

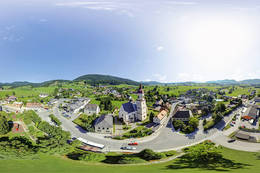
[128,142,138,146]
[230,123,234,127]
[228,139,236,143]
[104,136,112,138]
[121,146,136,150]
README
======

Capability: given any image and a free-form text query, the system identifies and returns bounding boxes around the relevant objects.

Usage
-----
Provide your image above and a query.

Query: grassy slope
[0,147,260,173]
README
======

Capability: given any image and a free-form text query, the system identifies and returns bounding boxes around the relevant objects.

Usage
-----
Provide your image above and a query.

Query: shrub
[138,149,166,161]
[78,152,106,162]
[49,114,61,126]
[117,156,146,164]
[123,126,153,138]
[0,115,10,135]
[0,136,38,159]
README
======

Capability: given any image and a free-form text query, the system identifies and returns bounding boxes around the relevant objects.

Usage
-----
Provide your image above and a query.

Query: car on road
[128,142,138,145]
[121,146,136,150]
[228,139,236,143]
[104,136,112,138]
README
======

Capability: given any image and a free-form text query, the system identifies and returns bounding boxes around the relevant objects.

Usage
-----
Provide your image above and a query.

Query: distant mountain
[73,74,140,86]
[1,75,260,88]
[205,79,260,85]
[240,79,260,85]
[142,81,163,85]
[0,80,70,88]
[206,79,238,85]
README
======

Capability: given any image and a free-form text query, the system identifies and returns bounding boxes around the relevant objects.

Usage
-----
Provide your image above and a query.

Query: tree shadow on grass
[166,154,251,172]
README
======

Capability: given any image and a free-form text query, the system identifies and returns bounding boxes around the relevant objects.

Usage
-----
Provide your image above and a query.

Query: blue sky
[0,0,260,83]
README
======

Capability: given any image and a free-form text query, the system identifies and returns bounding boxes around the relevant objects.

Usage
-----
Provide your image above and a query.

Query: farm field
[0,147,260,173]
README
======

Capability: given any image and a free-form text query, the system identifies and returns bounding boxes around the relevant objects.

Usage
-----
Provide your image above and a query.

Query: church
[119,84,147,123]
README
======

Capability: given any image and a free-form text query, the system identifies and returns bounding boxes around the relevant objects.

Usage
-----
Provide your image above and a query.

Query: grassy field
[0,147,260,173]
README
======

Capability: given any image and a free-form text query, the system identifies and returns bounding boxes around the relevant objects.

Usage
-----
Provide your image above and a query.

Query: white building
[119,85,147,123]
[153,110,168,125]
[84,104,100,115]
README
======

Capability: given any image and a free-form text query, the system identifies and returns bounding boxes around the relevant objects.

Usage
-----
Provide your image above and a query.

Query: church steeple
[137,84,144,94]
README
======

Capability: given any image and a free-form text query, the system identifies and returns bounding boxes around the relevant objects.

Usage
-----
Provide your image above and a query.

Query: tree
[189,117,199,129]
[172,120,185,130]
[0,115,10,135]
[149,112,155,122]
[185,141,222,163]
[215,103,226,113]
[212,112,223,123]
[203,119,207,126]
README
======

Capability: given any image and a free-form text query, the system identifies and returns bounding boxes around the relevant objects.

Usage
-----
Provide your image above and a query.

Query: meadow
[0,147,260,173]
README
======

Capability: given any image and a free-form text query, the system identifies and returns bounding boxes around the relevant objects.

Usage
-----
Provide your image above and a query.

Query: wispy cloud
[156,46,164,51]
[153,74,167,82]
[0,25,23,43]
[165,1,198,6]
[55,1,136,17]
[176,73,205,82]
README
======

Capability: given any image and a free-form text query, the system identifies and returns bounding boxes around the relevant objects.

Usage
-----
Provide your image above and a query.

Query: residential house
[84,104,100,115]
[12,102,23,109]
[94,114,113,134]
[39,93,49,98]
[153,110,168,125]
[7,96,17,102]
[26,103,42,109]
[242,105,259,121]
[172,108,193,122]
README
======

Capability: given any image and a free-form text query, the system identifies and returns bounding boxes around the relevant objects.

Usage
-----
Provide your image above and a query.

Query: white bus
[77,137,105,149]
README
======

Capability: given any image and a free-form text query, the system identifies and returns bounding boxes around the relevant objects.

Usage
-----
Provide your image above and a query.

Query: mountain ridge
[1,74,260,88]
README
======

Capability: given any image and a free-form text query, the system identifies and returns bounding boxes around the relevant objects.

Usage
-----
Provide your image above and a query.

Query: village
[0,83,260,152]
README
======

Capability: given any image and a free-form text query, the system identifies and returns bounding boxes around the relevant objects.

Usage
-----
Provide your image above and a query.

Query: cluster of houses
[61,98,90,114]
[242,105,260,122]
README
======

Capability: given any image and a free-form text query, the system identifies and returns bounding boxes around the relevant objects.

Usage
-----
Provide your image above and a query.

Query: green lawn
[0,147,260,173]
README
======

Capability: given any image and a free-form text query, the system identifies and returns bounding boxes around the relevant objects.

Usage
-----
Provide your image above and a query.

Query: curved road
[3,102,260,152]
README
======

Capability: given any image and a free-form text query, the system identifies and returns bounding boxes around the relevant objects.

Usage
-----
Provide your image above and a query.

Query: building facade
[119,84,147,123]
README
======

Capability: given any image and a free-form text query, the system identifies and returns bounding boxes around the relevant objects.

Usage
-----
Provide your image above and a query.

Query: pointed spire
[137,84,144,94]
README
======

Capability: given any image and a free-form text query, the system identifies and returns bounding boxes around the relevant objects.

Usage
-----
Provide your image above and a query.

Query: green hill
[73,74,139,86]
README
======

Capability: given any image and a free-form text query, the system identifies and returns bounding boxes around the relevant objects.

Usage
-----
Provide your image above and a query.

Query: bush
[203,120,215,131]
[123,126,153,138]
[78,152,106,162]
[117,156,146,164]
[138,149,166,161]
[0,136,38,159]
[49,114,61,126]
[0,115,10,135]
[23,111,41,125]
[162,150,176,157]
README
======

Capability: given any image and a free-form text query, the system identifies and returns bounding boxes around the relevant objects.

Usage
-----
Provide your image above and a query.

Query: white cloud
[156,46,164,51]
[153,74,167,82]
[55,1,135,17]
[166,1,198,6]
[0,25,23,42]
[176,73,205,82]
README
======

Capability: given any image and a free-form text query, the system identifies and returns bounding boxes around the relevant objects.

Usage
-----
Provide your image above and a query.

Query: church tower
[136,84,147,121]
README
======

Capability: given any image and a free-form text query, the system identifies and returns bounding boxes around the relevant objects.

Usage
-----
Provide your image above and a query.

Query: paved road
[3,102,260,153]
[37,100,243,152]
